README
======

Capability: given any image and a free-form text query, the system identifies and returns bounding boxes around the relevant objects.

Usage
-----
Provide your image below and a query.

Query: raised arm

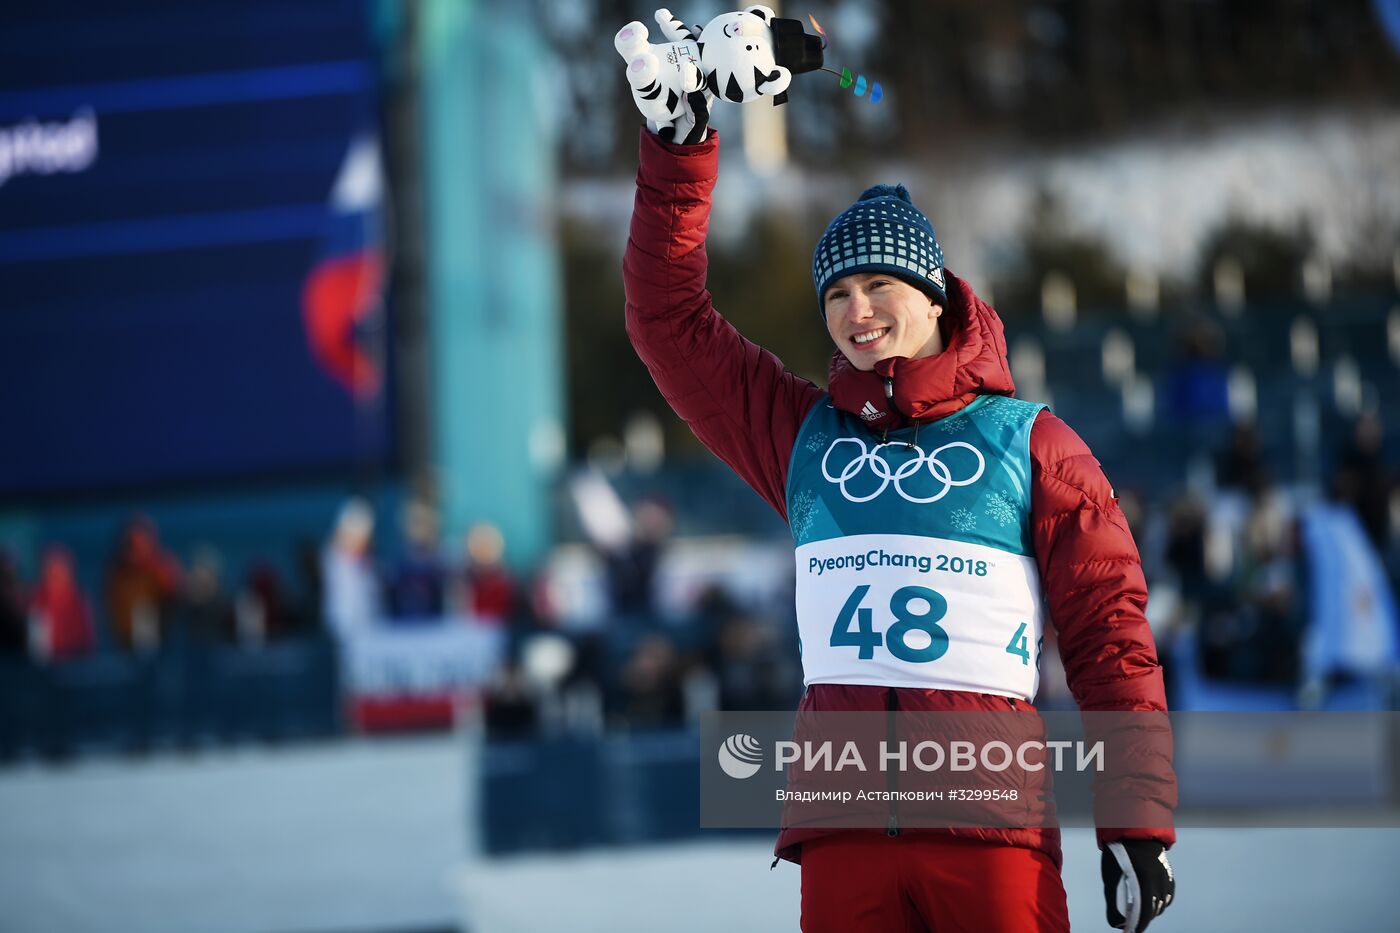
[624,128,823,520]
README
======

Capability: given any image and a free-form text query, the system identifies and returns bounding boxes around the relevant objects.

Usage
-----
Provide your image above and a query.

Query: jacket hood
[827,270,1016,429]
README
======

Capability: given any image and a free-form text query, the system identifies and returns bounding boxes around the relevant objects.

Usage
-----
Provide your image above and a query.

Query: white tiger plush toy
[615,6,822,145]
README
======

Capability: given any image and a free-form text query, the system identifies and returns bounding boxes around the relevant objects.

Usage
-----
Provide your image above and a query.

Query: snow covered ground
[1,735,1396,933]
[0,737,467,933]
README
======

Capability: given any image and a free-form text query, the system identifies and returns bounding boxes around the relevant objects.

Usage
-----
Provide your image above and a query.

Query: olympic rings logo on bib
[820,437,986,504]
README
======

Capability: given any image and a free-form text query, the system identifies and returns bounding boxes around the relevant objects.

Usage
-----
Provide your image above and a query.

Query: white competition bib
[795,533,1044,699]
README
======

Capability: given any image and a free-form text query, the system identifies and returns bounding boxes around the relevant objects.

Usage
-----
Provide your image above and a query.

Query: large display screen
[0,0,392,496]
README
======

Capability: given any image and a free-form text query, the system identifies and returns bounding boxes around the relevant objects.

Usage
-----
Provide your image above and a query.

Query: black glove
[1101,840,1175,932]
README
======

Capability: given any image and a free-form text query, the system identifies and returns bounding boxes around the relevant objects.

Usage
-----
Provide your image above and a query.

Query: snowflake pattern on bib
[983,396,1043,429]
[790,489,819,540]
[950,507,977,533]
[939,416,969,435]
[984,491,1018,527]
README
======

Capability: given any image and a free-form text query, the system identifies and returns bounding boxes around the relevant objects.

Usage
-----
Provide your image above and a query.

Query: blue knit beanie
[812,184,947,311]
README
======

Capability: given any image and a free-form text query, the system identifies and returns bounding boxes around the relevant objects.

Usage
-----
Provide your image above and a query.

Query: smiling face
[824,272,944,370]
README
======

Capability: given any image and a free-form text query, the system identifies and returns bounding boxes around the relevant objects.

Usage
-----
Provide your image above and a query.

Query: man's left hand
[1101,840,1175,932]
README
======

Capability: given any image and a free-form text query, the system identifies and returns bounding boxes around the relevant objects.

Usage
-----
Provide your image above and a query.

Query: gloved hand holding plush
[614,6,823,145]
[1102,840,1175,932]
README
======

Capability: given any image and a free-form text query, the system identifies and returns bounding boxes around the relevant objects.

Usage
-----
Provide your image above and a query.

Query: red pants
[800,833,1071,933]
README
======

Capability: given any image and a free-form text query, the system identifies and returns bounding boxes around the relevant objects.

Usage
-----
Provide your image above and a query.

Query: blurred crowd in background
[0,483,805,754]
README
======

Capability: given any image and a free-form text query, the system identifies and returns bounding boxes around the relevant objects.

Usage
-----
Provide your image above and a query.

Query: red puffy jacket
[623,129,1175,866]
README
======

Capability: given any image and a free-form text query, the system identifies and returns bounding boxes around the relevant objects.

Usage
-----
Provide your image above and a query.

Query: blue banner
[0,0,391,495]
[1301,502,1400,680]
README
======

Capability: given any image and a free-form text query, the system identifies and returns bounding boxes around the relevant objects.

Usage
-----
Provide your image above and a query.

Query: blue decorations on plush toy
[615,6,824,145]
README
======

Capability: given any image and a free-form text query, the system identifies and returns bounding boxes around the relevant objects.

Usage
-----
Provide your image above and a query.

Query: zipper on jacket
[881,376,896,446]
[885,688,900,837]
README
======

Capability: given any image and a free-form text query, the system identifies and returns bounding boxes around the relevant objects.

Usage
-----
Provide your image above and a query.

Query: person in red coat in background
[461,523,515,625]
[30,546,95,662]
[105,517,181,653]
[623,126,1175,933]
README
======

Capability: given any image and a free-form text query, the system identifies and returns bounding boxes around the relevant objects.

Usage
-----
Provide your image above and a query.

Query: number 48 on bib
[829,584,950,663]
[829,585,1043,670]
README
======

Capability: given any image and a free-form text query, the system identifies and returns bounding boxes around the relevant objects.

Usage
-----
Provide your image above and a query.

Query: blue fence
[480,730,704,854]
[0,636,339,757]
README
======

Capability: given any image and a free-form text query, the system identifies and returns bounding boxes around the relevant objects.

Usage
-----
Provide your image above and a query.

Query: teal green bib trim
[787,395,1046,556]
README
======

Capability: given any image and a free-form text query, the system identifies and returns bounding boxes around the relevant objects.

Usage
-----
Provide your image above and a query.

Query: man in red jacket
[623,127,1175,932]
